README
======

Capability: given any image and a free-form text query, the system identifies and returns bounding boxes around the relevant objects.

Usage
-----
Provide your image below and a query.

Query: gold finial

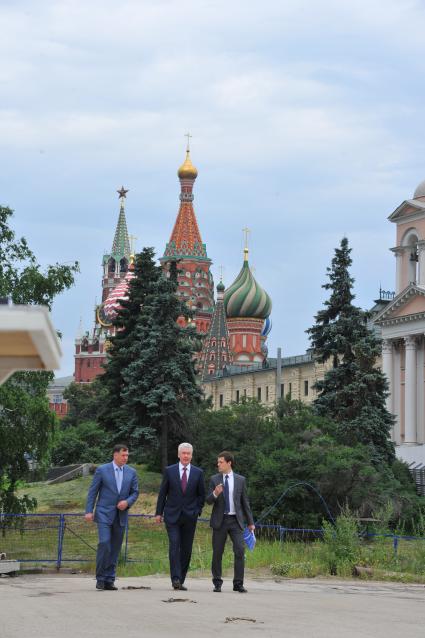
[184,132,192,152]
[242,227,250,261]
[219,265,224,282]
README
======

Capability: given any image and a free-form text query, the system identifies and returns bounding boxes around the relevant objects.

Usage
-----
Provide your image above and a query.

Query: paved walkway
[0,574,424,638]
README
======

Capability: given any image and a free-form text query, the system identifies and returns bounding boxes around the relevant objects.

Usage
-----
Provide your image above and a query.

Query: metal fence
[1,513,425,571]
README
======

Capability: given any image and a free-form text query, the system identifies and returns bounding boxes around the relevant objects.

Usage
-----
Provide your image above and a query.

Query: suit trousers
[96,514,125,583]
[165,514,197,584]
[212,515,245,587]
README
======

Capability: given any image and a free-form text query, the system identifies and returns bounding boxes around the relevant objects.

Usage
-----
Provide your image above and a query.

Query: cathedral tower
[224,246,272,367]
[160,142,214,335]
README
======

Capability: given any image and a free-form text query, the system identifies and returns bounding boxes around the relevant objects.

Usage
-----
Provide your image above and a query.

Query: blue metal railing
[1,512,425,570]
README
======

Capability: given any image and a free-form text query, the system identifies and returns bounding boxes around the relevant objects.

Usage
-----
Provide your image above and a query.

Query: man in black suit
[206,451,255,593]
[155,442,205,590]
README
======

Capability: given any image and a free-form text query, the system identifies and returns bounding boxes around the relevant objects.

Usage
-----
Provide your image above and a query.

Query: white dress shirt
[223,471,236,515]
[179,462,191,481]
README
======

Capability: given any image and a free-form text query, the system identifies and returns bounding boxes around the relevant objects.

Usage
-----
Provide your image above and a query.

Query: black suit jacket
[206,473,254,531]
[155,464,205,525]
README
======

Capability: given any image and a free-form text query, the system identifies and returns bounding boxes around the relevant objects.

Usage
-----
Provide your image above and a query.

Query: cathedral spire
[200,279,232,379]
[162,143,208,261]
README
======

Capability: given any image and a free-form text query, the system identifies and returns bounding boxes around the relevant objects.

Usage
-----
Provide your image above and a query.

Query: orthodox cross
[219,265,224,282]
[242,227,250,249]
[185,132,192,151]
[129,234,137,255]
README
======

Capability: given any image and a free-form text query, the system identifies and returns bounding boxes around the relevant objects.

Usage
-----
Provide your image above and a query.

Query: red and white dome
[102,267,135,324]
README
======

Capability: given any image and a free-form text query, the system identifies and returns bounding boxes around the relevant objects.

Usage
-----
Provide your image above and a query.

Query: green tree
[120,260,203,470]
[307,237,395,464]
[98,248,162,440]
[0,205,78,514]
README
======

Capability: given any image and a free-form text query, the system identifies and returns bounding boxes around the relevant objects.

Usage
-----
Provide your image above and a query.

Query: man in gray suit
[85,444,139,590]
[206,451,255,593]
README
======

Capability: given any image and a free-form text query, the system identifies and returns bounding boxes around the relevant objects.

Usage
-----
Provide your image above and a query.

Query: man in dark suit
[155,442,205,590]
[206,451,255,593]
[85,444,139,590]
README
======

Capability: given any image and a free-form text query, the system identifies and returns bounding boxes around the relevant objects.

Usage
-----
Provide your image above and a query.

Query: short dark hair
[218,451,234,466]
[113,444,128,454]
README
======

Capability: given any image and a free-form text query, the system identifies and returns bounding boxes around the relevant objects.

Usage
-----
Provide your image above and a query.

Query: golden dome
[178,150,198,179]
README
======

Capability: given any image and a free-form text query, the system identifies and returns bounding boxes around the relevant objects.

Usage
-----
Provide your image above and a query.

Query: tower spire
[112,187,131,258]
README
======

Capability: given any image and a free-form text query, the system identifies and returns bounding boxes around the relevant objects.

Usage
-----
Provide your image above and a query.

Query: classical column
[418,241,425,286]
[381,339,393,416]
[404,335,417,444]
[391,247,404,294]
[417,336,425,444]
[393,344,401,444]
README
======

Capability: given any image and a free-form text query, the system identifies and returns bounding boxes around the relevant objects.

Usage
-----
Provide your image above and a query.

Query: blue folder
[243,527,256,551]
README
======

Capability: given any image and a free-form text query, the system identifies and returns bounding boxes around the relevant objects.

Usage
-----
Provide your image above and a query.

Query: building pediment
[374,283,425,325]
[388,199,425,223]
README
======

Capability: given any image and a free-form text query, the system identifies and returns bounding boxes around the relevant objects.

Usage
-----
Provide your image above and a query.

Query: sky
[2,0,425,377]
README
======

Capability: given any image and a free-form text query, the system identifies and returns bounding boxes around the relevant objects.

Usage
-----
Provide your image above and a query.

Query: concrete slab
[0,574,424,638]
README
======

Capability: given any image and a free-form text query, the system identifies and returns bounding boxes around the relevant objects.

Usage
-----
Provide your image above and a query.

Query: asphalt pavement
[0,574,424,638]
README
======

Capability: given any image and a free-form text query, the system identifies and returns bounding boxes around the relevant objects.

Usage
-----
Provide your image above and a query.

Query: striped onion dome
[261,315,272,337]
[102,267,135,323]
[224,249,272,319]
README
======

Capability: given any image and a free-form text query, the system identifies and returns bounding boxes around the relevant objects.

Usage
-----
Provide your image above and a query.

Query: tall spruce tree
[120,260,203,470]
[98,247,162,438]
[307,237,395,464]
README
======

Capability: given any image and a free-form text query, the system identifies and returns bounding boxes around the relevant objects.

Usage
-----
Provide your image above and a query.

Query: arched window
[108,258,115,274]
[120,258,128,273]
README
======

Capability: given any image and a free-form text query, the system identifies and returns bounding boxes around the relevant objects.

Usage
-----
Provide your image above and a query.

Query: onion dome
[178,150,198,180]
[101,265,135,324]
[224,248,272,319]
[414,179,425,199]
[217,280,225,293]
[261,316,272,337]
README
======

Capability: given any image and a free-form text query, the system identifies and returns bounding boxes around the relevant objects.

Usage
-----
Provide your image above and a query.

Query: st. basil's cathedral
[64,143,425,468]
[74,144,273,385]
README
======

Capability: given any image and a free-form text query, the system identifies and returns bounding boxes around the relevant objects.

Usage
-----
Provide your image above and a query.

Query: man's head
[217,451,234,474]
[178,442,193,466]
[113,444,129,467]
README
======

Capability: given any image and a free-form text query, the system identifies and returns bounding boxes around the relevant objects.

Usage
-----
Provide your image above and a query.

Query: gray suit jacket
[85,462,139,527]
[206,473,254,531]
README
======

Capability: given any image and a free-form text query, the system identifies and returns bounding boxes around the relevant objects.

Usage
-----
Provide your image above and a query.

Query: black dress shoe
[233,585,248,593]
[96,581,104,590]
[213,585,222,592]
[172,580,182,590]
[104,582,118,591]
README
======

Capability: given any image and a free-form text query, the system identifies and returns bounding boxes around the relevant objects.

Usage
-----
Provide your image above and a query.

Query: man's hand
[84,513,94,522]
[213,483,224,497]
[248,524,255,531]
[155,515,163,524]
[117,500,128,511]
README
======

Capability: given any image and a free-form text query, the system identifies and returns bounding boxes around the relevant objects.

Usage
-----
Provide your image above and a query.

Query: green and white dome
[224,249,272,319]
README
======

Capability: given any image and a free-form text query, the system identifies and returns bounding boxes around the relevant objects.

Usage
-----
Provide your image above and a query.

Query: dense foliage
[0,205,78,513]
[189,399,423,531]
[307,237,395,465]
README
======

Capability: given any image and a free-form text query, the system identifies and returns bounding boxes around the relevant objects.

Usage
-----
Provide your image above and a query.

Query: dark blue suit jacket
[155,464,205,525]
[85,462,139,527]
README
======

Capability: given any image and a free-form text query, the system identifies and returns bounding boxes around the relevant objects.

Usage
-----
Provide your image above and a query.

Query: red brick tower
[160,142,214,335]
[74,187,132,383]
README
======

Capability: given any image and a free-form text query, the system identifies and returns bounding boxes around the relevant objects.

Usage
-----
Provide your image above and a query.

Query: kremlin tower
[160,141,214,335]
[74,188,132,383]
[223,246,272,367]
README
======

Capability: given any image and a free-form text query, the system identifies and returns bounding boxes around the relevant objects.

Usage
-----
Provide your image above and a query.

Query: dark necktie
[224,474,230,514]
[181,466,188,493]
